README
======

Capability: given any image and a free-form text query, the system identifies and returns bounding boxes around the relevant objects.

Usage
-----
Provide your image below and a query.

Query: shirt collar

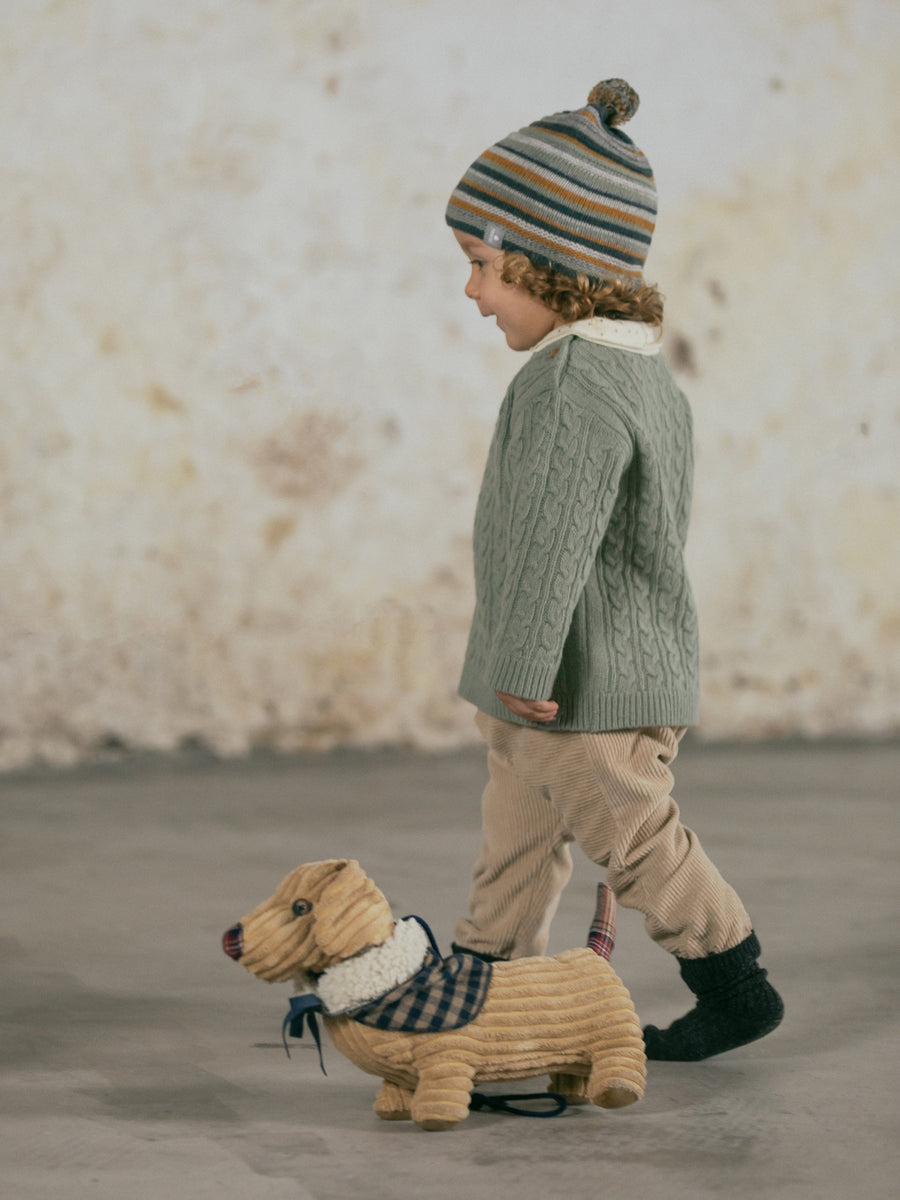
[531,315,662,357]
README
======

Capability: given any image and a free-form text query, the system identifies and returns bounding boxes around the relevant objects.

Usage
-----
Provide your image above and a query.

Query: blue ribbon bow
[282,993,327,1074]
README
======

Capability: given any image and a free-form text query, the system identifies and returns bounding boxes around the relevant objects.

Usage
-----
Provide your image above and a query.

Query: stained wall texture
[1,0,898,767]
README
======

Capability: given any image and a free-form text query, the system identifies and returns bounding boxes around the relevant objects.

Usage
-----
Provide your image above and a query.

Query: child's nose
[464,273,479,300]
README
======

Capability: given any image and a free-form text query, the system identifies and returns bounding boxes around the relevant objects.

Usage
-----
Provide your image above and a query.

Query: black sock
[643,932,784,1062]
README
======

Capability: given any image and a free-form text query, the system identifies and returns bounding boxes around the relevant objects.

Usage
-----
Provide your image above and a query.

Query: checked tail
[587,882,616,961]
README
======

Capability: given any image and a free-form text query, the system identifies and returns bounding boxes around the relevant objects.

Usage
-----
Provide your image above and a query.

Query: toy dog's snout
[222,923,244,961]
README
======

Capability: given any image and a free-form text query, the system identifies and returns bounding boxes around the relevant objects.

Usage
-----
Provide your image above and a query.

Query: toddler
[444,78,783,1060]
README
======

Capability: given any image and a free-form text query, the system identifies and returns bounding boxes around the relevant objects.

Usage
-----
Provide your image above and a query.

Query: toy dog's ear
[313,859,394,963]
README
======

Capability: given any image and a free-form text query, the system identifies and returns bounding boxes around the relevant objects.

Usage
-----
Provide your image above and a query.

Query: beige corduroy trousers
[454,712,752,961]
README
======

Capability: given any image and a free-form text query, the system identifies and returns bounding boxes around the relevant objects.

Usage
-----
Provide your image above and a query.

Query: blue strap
[470,1091,568,1119]
[282,993,327,1075]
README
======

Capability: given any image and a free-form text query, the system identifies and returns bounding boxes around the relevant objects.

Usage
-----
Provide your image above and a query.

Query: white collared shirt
[531,315,662,357]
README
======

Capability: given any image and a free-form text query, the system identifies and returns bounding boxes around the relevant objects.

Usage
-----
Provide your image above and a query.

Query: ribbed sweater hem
[459,678,699,732]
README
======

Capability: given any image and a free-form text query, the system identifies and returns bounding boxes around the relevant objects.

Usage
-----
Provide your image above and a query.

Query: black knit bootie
[643,932,784,1061]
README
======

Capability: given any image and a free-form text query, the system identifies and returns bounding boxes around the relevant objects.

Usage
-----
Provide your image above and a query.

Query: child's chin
[504,332,530,351]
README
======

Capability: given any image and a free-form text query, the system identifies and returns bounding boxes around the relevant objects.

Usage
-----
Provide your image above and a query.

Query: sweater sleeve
[484,360,633,699]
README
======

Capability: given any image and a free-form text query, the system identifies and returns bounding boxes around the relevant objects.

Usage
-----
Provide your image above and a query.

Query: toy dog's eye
[291,899,312,917]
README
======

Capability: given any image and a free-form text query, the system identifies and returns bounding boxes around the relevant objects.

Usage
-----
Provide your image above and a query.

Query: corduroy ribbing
[455,716,751,961]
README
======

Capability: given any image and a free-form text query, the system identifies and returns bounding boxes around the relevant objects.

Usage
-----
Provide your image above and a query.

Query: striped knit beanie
[445,79,656,283]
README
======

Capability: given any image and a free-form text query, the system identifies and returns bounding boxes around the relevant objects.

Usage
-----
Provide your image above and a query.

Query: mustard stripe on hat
[446,79,657,283]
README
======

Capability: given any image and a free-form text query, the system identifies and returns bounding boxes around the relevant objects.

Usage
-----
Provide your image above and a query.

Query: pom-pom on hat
[445,79,656,283]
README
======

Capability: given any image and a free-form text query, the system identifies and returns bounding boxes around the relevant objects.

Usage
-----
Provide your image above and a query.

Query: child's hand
[495,690,560,724]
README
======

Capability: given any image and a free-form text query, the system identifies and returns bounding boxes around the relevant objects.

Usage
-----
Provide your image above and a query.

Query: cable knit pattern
[460,335,699,730]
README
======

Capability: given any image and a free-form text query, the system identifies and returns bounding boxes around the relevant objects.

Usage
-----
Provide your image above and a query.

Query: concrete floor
[1,738,898,1200]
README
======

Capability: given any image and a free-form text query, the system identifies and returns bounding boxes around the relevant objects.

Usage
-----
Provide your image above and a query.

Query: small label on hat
[483,222,504,249]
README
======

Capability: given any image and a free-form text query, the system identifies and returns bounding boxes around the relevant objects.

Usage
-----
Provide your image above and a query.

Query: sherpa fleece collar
[316,917,431,1015]
[531,315,662,357]
[309,916,493,1034]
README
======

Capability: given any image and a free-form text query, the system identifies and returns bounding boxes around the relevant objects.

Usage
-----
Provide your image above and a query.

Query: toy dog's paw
[410,1093,468,1131]
[548,1071,590,1105]
[593,1083,642,1109]
[374,1081,413,1121]
[410,1064,474,1130]
[587,1052,646,1108]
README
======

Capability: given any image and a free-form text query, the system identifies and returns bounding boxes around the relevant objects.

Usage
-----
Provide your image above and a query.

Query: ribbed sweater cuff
[488,657,558,700]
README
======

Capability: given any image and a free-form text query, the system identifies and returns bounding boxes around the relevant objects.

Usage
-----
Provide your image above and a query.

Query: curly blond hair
[499,252,664,327]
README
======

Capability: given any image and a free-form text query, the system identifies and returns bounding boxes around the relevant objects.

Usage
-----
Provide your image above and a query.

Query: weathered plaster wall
[1,0,897,767]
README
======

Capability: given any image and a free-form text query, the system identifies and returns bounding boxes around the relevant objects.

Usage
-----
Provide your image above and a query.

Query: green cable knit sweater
[459,327,700,731]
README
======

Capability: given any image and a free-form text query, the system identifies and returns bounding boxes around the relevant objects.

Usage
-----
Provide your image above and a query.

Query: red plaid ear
[587,882,616,961]
[313,860,394,964]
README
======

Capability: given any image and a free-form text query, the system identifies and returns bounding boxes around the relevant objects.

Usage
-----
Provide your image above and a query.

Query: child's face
[453,230,562,351]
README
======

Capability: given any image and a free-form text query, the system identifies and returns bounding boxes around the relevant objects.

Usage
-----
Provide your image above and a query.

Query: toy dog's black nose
[222,923,244,961]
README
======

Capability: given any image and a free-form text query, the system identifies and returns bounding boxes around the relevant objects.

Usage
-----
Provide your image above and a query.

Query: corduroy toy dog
[223,858,646,1131]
